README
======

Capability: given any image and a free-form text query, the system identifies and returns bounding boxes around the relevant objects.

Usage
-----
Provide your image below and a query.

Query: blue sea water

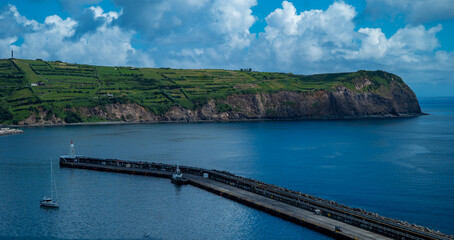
[0,97,453,239]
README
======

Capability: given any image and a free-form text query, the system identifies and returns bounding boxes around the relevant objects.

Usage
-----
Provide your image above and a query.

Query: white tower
[70,140,75,156]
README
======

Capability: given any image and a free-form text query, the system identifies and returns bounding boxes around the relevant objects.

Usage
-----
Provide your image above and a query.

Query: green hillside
[0,58,403,124]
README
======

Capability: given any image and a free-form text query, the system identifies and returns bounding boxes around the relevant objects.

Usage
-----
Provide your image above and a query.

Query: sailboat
[40,158,59,208]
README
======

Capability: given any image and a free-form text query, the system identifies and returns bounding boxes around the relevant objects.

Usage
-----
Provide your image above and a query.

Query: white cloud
[1,1,453,96]
[259,1,357,64]
[344,24,442,63]
[108,0,258,69]
[0,37,18,58]
[354,28,388,59]
[0,4,38,39]
[112,0,256,51]
[264,1,304,40]
[365,0,454,23]
[43,15,77,37]
[112,0,210,42]
[89,6,121,24]
[1,5,152,67]
[6,4,38,29]
[56,25,134,66]
[389,24,442,52]
[210,0,257,49]
[246,1,453,77]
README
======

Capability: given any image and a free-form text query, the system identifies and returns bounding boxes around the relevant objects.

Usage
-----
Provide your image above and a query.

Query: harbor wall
[60,156,448,240]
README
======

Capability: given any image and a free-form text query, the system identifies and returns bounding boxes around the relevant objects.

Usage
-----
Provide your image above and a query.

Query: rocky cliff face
[158,72,421,122]
[157,87,421,122]
[153,72,422,122]
[18,71,422,125]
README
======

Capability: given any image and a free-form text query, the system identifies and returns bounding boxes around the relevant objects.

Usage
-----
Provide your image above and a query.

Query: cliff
[18,72,422,125]
[0,58,422,125]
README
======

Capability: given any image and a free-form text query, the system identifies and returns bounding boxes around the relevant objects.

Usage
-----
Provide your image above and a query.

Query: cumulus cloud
[112,0,256,52]
[0,5,151,66]
[345,24,442,62]
[70,5,120,39]
[0,1,453,96]
[389,24,442,52]
[89,6,120,23]
[258,1,357,65]
[244,1,452,76]
[112,0,211,44]
[107,0,258,69]
[365,0,454,23]
[0,4,38,39]
[354,28,388,59]
[210,0,257,49]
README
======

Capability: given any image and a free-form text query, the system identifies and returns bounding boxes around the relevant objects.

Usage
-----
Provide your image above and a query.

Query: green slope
[0,58,404,124]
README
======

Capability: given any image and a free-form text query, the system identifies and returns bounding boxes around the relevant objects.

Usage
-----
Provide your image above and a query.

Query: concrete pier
[60,156,451,240]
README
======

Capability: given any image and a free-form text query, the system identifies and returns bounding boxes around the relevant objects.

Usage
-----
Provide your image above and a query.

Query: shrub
[0,101,13,122]
[150,105,170,115]
[64,111,82,123]
[216,102,232,112]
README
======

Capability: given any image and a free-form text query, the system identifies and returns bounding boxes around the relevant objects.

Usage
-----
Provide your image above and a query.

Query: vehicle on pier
[171,164,188,185]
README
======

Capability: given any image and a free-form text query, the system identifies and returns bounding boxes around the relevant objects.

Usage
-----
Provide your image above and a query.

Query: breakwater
[0,128,23,136]
[60,156,452,240]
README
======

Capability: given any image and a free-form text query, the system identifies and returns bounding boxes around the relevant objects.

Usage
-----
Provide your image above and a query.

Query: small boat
[40,158,59,208]
[171,164,188,185]
[40,196,59,208]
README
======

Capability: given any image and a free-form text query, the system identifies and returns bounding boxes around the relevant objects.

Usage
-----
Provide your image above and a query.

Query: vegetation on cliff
[0,58,420,125]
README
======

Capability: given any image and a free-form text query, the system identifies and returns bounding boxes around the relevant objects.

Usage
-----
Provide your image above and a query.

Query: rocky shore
[0,128,23,136]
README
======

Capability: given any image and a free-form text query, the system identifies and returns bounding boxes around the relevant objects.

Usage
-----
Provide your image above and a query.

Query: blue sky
[1,0,454,96]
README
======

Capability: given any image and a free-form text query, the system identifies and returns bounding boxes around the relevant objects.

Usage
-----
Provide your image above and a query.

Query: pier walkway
[189,174,390,240]
[60,156,451,240]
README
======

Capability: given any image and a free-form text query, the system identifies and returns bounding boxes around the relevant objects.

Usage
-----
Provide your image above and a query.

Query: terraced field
[0,58,400,124]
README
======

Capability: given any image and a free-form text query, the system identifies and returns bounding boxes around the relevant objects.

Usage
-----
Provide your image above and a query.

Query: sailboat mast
[50,158,53,199]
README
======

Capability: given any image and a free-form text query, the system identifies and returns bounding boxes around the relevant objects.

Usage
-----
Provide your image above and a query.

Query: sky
[1,0,454,96]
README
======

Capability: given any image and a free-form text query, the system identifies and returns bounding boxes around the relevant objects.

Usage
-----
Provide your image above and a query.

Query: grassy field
[0,58,402,124]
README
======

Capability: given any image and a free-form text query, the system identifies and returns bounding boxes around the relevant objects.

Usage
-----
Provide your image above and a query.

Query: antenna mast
[11,50,13,59]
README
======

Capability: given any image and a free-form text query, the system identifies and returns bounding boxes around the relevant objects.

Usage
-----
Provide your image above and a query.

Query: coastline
[1,112,428,128]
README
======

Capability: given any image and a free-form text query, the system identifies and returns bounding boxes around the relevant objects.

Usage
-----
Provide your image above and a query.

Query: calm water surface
[0,97,453,239]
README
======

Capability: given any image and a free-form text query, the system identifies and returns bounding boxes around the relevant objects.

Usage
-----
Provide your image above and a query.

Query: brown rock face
[152,75,422,121]
[79,104,158,122]
[155,87,421,122]
[20,112,64,125]
[17,71,423,125]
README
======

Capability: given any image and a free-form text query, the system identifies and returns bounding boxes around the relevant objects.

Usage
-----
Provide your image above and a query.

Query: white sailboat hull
[40,200,59,208]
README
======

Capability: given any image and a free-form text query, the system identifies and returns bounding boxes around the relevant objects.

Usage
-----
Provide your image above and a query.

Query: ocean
[0,97,453,239]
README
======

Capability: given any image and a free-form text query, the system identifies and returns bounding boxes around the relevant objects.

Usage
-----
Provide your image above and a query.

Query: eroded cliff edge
[18,70,422,125]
